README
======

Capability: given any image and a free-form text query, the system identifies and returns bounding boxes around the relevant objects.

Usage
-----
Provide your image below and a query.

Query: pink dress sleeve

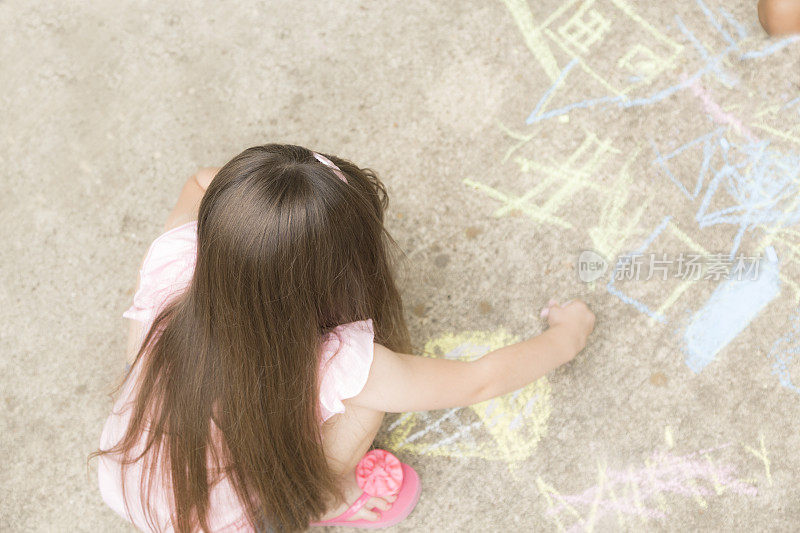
[317,318,375,422]
[122,221,198,336]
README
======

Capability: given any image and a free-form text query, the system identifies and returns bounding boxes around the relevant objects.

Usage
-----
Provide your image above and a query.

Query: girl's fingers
[541,298,560,319]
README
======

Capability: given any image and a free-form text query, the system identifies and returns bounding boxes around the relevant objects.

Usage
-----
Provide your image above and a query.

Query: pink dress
[98,220,376,531]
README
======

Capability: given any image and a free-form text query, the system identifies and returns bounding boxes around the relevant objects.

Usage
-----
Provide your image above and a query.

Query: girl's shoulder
[122,220,199,328]
[318,319,376,422]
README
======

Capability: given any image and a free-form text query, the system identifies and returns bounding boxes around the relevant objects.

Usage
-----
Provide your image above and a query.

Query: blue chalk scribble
[605,217,672,324]
[768,310,800,394]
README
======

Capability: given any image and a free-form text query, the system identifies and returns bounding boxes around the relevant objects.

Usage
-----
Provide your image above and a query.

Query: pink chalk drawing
[538,443,759,531]
[682,74,759,143]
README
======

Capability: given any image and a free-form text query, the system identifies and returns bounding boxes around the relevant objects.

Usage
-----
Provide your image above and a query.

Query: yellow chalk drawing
[701,453,726,496]
[743,432,772,487]
[464,128,619,229]
[588,146,651,261]
[618,43,665,80]
[378,329,552,464]
[584,460,607,532]
[507,0,684,114]
[751,103,800,147]
[557,0,611,55]
[501,0,561,82]
[536,475,581,532]
[751,123,800,146]
[542,26,625,99]
[682,466,709,509]
[643,456,669,513]
[496,120,536,163]
[652,222,709,319]
[664,425,674,449]
[627,464,648,525]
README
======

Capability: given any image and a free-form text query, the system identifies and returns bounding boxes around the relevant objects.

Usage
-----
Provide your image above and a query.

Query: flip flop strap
[331,491,372,522]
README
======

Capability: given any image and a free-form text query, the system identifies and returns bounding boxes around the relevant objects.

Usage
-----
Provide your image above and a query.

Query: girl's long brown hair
[91,144,412,532]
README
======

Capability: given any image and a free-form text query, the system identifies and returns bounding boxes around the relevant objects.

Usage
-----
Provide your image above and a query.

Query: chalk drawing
[377,330,552,464]
[651,122,800,302]
[463,128,619,229]
[692,134,800,263]
[544,0,682,98]
[740,35,800,60]
[650,94,800,300]
[493,0,800,376]
[683,246,780,373]
[556,0,612,56]
[684,76,757,142]
[650,128,725,202]
[602,191,785,371]
[501,0,561,83]
[672,10,737,88]
[588,146,652,262]
[508,0,799,126]
[537,431,770,532]
[605,217,711,325]
[742,433,773,487]
[768,310,800,395]
[516,0,684,122]
[648,123,799,370]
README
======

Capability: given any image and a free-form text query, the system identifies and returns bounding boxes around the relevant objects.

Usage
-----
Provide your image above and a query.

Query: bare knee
[758,0,800,35]
[321,403,385,476]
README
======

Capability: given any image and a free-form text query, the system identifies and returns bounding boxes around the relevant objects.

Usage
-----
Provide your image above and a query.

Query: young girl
[93,143,595,532]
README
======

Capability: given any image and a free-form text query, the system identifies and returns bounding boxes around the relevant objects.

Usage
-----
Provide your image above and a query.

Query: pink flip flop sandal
[310,449,421,529]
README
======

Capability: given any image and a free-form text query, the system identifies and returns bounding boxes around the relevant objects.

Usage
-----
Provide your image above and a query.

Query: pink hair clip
[312,152,348,184]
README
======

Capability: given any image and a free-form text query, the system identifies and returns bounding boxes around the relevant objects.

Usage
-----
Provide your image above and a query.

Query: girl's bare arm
[347,300,595,413]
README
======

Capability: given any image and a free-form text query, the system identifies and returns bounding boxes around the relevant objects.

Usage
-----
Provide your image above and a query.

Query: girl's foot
[318,473,398,522]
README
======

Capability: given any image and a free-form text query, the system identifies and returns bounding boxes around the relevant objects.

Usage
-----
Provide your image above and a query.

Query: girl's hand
[541,298,595,354]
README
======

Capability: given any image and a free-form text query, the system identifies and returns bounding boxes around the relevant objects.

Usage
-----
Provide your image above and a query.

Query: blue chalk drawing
[740,35,800,60]
[683,246,780,373]
[526,58,579,123]
[783,96,800,110]
[651,129,800,260]
[695,139,800,259]
[694,0,736,48]
[717,8,747,40]
[768,311,800,394]
[674,12,737,87]
[605,216,672,324]
[650,128,724,201]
